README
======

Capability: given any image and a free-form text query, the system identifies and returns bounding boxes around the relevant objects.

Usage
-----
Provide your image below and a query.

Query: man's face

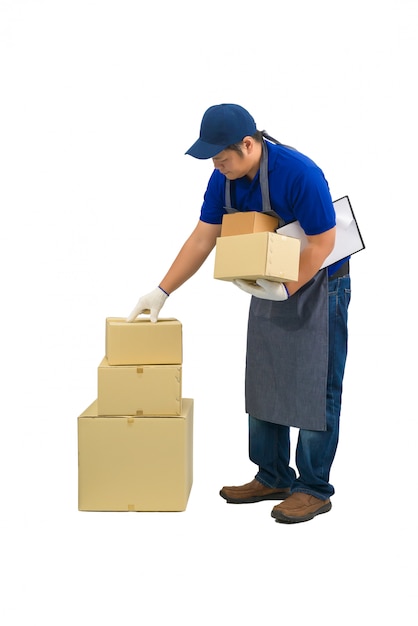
[212,148,249,180]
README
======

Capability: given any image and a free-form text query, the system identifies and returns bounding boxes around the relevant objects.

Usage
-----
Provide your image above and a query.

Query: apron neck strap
[259,141,276,216]
[224,140,281,220]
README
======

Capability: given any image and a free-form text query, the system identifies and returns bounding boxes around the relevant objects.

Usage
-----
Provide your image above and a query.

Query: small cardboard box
[214,231,300,283]
[221,211,279,237]
[105,317,182,366]
[78,398,193,512]
[97,357,182,416]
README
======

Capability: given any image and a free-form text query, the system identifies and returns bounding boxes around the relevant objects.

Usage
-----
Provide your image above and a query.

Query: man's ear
[242,136,256,154]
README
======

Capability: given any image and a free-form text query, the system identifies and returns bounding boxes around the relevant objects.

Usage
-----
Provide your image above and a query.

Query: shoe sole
[220,490,290,504]
[272,501,332,523]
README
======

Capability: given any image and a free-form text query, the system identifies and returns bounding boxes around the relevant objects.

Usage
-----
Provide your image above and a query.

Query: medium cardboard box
[105,317,182,366]
[214,231,300,283]
[97,357,182,416]
[221,211,279,237]
[78,398,193,512]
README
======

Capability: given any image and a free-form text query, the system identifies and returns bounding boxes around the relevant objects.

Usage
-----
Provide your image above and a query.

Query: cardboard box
[78,398,193,512]
[105,317,182,366]
[97,357,182,416]
[221,211,279,237]
[214,231,300,283]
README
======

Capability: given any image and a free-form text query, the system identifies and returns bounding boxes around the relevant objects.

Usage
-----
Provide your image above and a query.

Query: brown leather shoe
[220,478,290,504]
[271,492,331,523]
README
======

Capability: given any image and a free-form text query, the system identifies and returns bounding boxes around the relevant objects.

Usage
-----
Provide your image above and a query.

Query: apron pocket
[250,277,316,330]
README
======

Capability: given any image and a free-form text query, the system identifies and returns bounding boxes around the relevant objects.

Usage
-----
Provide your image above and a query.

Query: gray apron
[225,142,329,431]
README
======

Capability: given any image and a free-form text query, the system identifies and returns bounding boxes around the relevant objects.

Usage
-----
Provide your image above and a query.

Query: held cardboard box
[221,211,279,237]
[214,231,300,283]
[97,357,182,416]
[78,398,193,512]
[105,317,182,366]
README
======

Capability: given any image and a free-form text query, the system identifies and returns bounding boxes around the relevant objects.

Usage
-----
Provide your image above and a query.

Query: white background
[1,1,417,624]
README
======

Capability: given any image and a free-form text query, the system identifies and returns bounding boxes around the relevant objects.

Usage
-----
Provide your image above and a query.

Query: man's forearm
[159,220,221,294]
[285,226,336,296]
[159,240,213,294]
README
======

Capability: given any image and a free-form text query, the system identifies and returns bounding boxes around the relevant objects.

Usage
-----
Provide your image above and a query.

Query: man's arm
[127,220,221,322]
[159,220,222,294]
[285,226,336,296]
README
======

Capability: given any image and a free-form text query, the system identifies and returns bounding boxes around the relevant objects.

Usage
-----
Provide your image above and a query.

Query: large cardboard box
[97,357,182,416]
[214,231,300,283]
[78,398,193,512]
[105,318,182,366]
[221,211,279,237]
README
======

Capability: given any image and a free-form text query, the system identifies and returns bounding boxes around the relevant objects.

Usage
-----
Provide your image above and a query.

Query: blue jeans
[249,274,351,500]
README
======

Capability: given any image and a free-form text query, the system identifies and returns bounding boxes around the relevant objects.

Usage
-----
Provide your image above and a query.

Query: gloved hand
[233,278,289,301]
[126,287,169,323]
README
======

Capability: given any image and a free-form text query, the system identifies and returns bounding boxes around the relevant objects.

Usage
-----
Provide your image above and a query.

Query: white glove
[126,287,169,323]
[233,278,289,301]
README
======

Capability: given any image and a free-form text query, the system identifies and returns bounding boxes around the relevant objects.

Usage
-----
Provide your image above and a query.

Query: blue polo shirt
[200,141,335,231]
[200,140,344,275]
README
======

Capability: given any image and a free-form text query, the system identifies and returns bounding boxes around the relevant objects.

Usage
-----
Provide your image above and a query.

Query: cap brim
[185,139,226,160]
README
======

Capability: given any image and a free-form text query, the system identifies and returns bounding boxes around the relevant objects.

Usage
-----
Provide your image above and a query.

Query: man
[127,103,351,524]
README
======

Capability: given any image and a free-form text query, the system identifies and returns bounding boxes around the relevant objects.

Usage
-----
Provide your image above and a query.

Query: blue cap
[185,103,257,159]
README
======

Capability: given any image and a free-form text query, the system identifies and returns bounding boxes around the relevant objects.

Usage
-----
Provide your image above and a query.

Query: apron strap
[224,176,233,213]
[224,140,284,223]
[259,141,278,218]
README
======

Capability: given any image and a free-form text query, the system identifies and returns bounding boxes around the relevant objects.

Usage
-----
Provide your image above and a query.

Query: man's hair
[225,130,264,155]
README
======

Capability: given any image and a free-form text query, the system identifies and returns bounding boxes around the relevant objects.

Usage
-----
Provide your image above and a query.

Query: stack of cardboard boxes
[77,212,298,513]
[77,317,193,512]
[213,211,301,283]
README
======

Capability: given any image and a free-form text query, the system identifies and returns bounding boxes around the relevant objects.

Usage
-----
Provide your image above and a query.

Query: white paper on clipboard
[276,195,365,269]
